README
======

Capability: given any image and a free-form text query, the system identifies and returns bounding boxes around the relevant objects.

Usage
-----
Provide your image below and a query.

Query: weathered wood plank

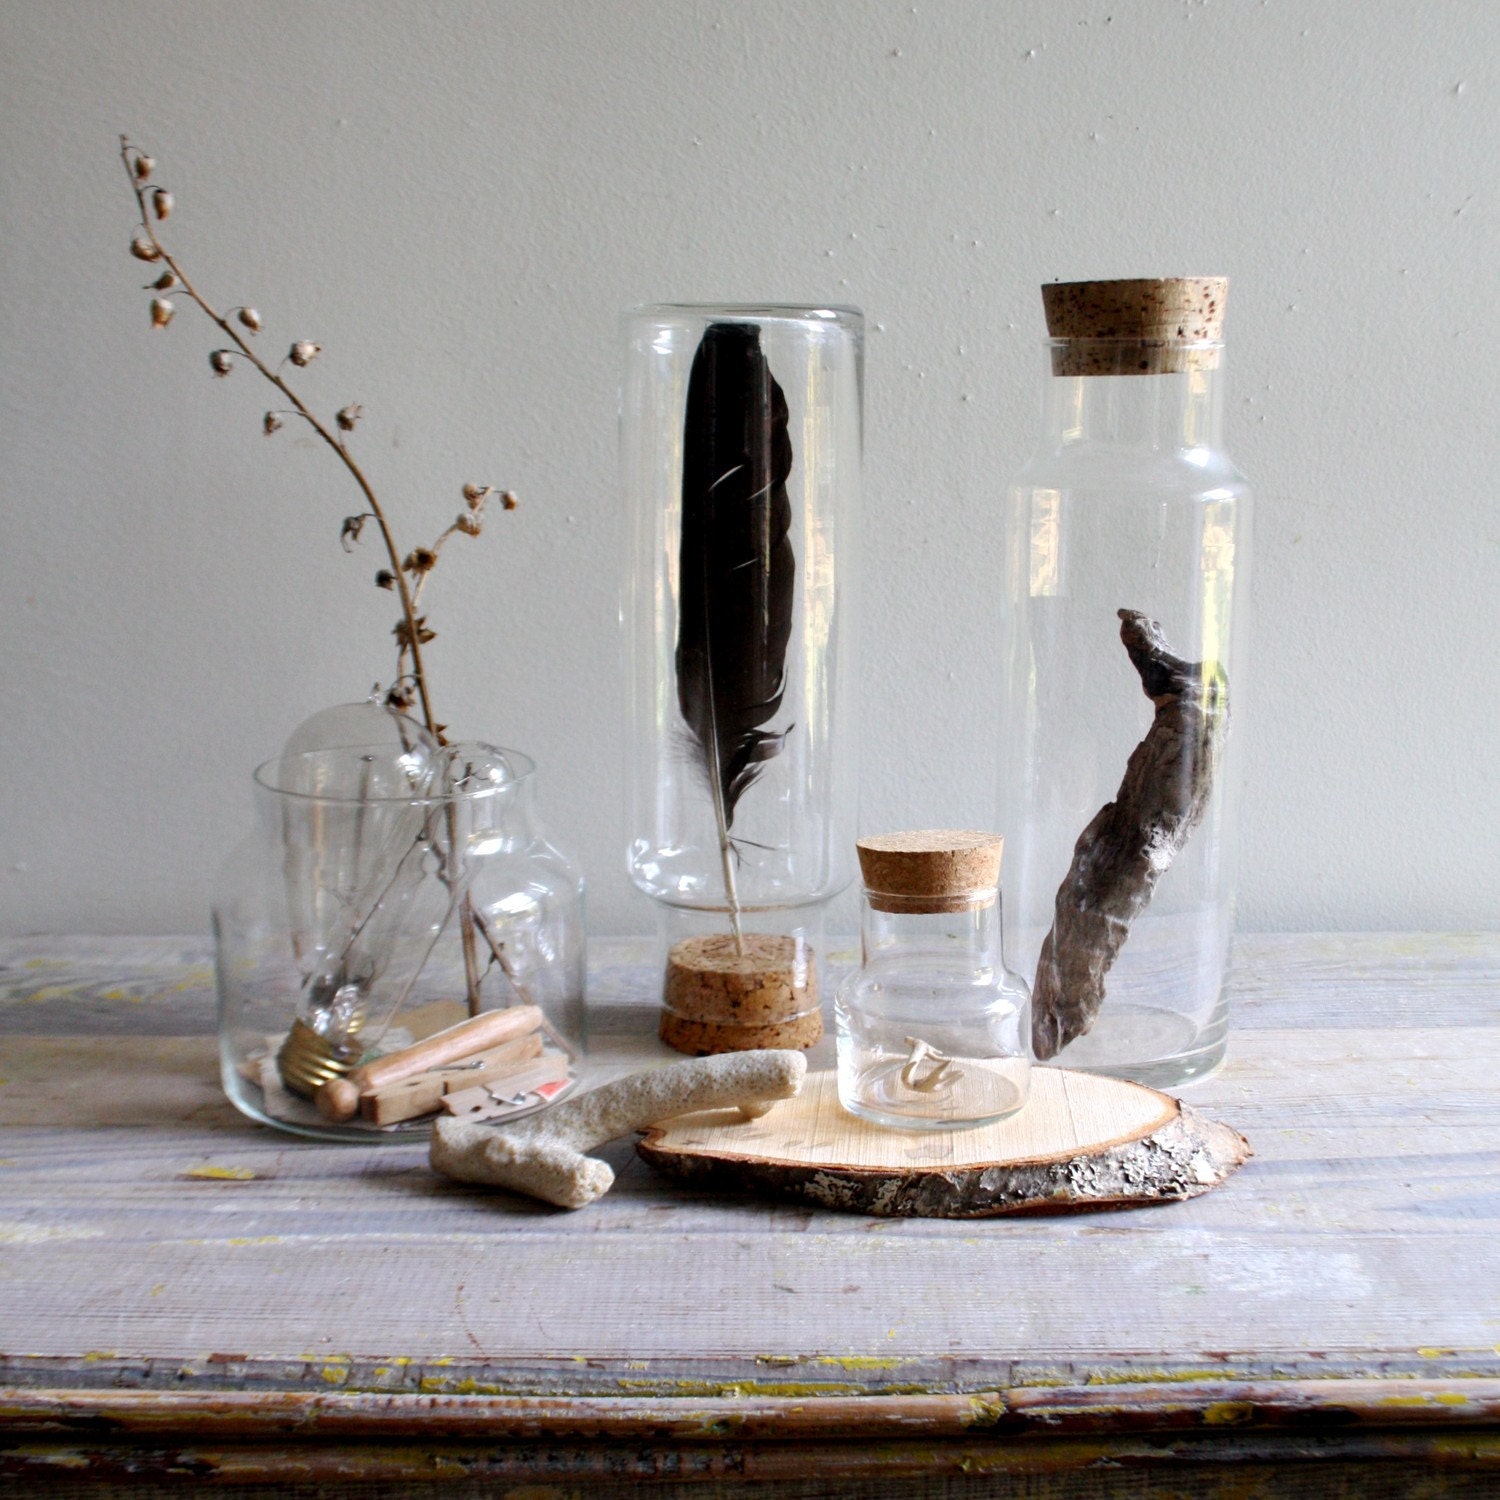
[4,1430,1500,1495]
[1227,932,1500,1030]
[9,1378,1500,1438]
[7,932,1500,1034]
[2,1105,1498,1369]
[1,931,1498,1495]
[2,1227,1494,1381]
[5,1458,1500,1500]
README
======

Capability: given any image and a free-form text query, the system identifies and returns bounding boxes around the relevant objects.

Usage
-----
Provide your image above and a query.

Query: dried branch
[118,135,519,1017]
[116,136,510,741]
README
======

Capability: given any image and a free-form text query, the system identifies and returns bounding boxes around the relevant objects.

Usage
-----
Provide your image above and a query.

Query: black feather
[676,322,795,835]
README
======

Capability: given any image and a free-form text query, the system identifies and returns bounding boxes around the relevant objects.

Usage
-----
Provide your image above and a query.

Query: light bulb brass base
[277,1017,358,1099]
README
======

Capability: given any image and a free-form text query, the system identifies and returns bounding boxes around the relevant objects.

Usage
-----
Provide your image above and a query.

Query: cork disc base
[660,933,822,1055]
[638,1068,1250,1218]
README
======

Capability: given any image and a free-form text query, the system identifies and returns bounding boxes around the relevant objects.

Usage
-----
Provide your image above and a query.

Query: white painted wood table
[1,933,1498,1498]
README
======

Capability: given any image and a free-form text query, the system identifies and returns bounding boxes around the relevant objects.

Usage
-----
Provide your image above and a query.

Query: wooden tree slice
[637,1068,1250,1218]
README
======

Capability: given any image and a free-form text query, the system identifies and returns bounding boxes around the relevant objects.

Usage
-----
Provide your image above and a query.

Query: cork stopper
[1042,277,1227,375]
[856,830,1004,914]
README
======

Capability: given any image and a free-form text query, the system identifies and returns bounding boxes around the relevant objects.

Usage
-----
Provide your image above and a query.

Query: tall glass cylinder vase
[621,305,862,1053]
[996,279,1252,1087]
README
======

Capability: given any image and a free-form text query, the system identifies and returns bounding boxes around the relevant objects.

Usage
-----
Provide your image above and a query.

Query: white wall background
[2,0,1495,938]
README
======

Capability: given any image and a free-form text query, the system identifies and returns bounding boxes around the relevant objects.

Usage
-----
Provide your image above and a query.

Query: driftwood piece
[638,1068,1250,1218]
[431,1050,807,1209]
[1031,609,1229,1060]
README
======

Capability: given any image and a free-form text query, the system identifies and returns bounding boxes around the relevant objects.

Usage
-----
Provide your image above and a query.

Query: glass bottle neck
[1039,342,1225,453]
[861,893,1002,966]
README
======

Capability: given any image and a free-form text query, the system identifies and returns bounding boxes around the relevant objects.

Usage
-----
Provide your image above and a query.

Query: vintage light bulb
[267,702,470,1096]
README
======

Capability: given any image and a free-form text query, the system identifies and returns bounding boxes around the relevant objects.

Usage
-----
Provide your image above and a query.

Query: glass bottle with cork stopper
[835,830,1031,1131]
[996,277,1252,1086]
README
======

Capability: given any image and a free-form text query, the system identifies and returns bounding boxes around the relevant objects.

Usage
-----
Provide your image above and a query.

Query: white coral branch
[429,1050,807,1210]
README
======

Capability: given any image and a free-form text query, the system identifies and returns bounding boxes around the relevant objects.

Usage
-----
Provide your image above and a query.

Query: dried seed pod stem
[118,133,525,1024]
[116,133,443,737]
[406,482,506,609]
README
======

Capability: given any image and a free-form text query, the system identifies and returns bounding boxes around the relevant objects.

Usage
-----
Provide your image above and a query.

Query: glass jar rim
[625,302,864,325]
[253,743,535,806]
[863,887,998,914]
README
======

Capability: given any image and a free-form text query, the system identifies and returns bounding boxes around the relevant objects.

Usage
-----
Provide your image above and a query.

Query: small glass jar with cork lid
[835,831,1031,1131]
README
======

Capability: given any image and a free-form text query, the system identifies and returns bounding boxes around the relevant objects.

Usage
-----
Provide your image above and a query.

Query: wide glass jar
[214,739,585,1140]
[620,304,862,1053]
[836,831,1031,1131]
[996,278,1252,1087]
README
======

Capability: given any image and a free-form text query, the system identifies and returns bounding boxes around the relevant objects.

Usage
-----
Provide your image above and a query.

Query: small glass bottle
[996,278,1251,1086]
[836,831,1031,1131]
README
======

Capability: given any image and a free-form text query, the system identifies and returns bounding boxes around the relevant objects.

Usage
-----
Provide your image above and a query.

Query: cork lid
[856,830,1003,914]
[1042,277,1227,375]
